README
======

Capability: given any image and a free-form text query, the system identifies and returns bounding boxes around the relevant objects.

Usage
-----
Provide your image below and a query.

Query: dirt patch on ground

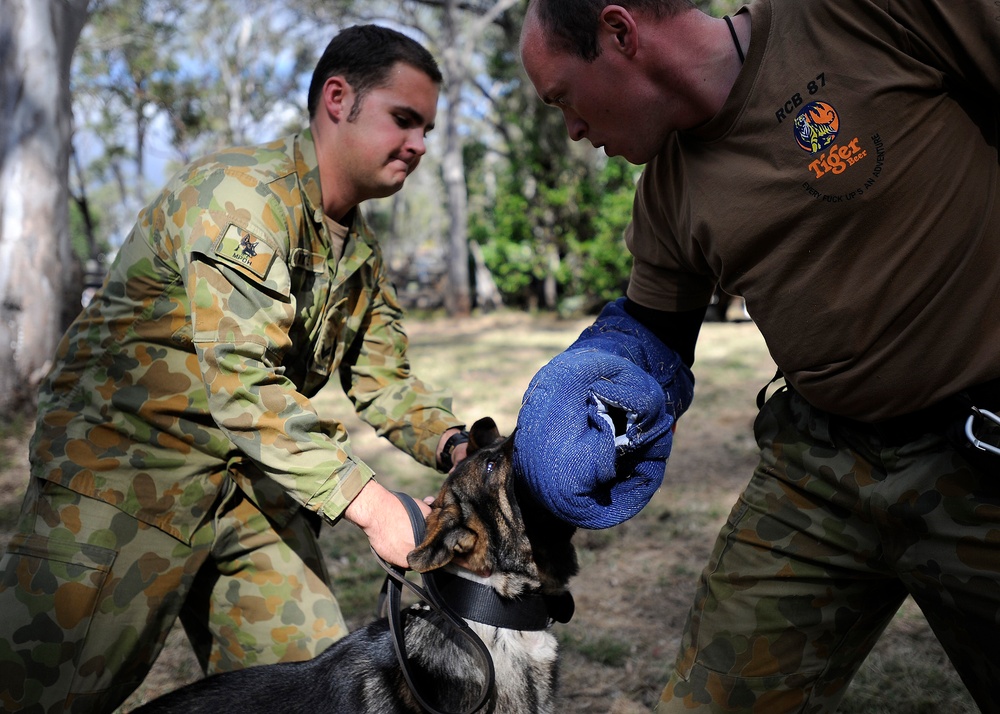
[0,313,977,713]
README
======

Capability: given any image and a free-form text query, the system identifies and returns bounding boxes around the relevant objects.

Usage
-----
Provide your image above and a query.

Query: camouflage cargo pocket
[0,532,117,711]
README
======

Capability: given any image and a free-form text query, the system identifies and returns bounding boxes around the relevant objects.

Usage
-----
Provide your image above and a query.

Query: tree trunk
[440,65,472,317]
[0,0,90,413]
[469,240,502,311]
[439,1,472,317]
[543,241,559,310]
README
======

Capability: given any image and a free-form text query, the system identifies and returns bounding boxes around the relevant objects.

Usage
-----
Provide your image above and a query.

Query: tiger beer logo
[793,101,867,180]
[213,223,276,279]
[794,101,839,153]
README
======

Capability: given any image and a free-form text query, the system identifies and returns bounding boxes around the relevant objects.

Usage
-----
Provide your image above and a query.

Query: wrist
[344,478,385,530]
[438,428,470,472]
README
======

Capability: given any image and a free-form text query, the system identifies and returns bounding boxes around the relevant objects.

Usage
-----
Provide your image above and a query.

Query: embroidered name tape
[213,223,277,279]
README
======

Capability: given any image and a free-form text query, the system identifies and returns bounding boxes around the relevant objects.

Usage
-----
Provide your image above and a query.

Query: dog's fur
[132,418,578,714]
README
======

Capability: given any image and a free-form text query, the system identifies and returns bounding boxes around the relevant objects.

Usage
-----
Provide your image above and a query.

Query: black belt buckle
[964,406,1000,456]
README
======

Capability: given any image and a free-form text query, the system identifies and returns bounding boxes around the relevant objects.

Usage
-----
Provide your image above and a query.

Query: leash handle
[373,492,496,714]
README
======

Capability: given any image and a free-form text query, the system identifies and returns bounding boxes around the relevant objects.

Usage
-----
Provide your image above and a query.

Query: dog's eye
[485,460,495,473]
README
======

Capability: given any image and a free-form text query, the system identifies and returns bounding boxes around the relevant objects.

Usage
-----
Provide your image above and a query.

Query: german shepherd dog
[133,418,578,714]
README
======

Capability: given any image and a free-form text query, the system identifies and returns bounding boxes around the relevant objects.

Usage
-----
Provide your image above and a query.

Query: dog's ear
[468,417,501,452]
[407,493,486,573]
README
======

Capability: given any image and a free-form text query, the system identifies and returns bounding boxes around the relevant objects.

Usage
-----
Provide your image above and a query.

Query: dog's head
[407,417,578,599]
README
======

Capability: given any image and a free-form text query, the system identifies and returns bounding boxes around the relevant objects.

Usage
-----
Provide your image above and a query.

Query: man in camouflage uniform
[0,25,471,713]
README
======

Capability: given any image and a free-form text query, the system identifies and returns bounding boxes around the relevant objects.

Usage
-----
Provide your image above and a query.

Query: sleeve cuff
[309,458,376,523]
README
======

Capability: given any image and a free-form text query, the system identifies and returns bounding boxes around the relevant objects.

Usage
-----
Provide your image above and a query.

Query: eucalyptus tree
[73,0,318,249]
[408,0,519,316]
[73,0,185,225]
[0,0,91,413]
[169,0,315,152]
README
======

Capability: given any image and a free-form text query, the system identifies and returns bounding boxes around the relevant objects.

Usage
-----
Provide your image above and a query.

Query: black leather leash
[372,492,496,714]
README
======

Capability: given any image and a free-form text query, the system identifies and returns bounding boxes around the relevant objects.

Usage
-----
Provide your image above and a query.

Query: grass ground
[0,311,978,712]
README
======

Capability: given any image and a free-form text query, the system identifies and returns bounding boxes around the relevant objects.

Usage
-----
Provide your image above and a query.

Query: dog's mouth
[437,551,492,579]
[446,563,493,581]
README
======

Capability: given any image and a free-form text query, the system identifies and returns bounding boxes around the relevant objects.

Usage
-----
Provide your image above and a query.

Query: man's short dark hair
[528,0,692,62]
[308,24,442,120]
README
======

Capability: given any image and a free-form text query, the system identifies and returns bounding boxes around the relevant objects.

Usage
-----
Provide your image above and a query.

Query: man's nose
[409,130,427,156]
[563,111,587,142]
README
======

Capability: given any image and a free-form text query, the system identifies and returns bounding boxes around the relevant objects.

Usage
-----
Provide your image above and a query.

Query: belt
[847,376,1000,445]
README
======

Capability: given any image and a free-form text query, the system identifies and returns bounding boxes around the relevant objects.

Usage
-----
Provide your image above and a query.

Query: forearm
[623,298,706,368]
[344,478,430,567]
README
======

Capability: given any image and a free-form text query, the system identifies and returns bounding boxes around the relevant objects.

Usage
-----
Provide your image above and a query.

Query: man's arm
[341,426,468,568]
[344,478,430,566]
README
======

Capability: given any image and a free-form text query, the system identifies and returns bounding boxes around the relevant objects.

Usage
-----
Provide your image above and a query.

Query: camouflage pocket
[2,531,115,629]
[0,533,117,710]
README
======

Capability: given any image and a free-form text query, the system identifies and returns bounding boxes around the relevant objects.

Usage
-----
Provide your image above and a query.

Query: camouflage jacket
[30,130,462,543]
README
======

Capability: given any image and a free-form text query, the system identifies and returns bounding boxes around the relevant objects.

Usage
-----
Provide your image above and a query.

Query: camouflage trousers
[657,385,1000,713]
[0,477,348,713]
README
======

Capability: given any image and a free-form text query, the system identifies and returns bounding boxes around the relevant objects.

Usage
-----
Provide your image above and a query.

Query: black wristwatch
[439,429,470,472]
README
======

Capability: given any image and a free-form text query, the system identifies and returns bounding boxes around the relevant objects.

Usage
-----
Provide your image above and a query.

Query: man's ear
[598,5,638,56]
[321,75,352,122]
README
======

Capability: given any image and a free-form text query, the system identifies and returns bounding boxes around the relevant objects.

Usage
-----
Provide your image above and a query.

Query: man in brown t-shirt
[516,0,1000,711]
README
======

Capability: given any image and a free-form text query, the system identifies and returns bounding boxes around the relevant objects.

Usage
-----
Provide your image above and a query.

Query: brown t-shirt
[627,0,1000,420]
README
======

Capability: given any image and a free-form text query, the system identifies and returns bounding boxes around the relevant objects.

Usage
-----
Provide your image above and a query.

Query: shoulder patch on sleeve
[213,223,277,279]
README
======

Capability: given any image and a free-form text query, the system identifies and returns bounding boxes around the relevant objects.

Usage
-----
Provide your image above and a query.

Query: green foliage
[471,152,638,314]
[564,158,638,309]
[473,190,536,300]
[462,1,641,314]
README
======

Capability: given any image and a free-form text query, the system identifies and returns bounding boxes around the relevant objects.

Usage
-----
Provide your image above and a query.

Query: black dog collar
[431,570,574,631]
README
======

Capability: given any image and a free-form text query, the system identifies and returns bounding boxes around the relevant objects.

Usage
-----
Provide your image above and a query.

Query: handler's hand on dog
[345,480,430,568]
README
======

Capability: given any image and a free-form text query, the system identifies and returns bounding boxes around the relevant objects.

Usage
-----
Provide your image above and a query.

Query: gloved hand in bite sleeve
[513,298,694,529]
